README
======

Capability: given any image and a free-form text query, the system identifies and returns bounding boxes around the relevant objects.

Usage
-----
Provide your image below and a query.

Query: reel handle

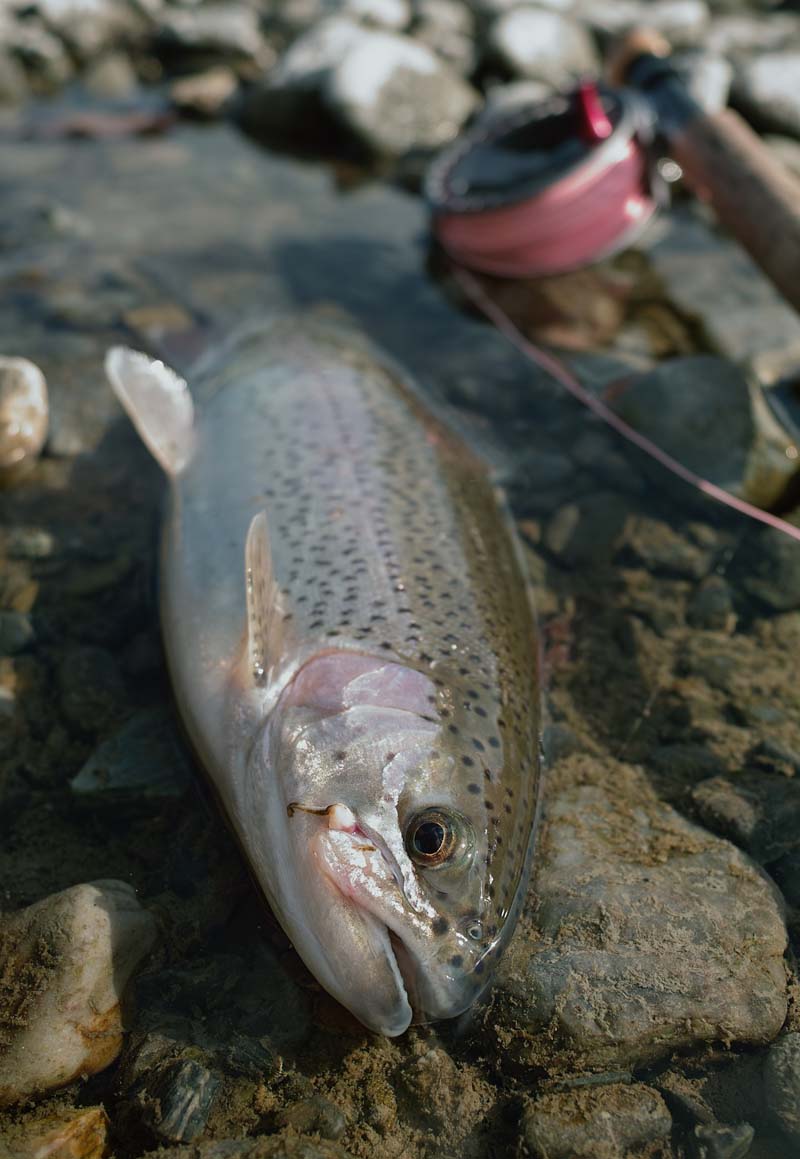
[613,30,800,318]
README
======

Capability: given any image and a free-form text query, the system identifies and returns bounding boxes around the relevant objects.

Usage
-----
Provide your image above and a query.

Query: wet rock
[2,1106,110,1159]
[277,1096,347,1141]
[0,610,34,655]
[611,356,799,509]
[687,577,737,632]
[640,208,800,384]
[737,53,800,139]
[490,8,598,86]
[0,49,27,104]
[323,27,479,155]
[691,777,762,852]
[0,880,157,1106]
[495,758,788,1069]
[412,0,475,73]
[764,1033,800,1145]
[0,356,48,483]
[57,645,127,734]
[398,1047,495,1137]
[576,0,709,46]
[692,1122,755,1159]
[70,706,193,801]
[736,528,800,612]
[544,492,629,567]
[521,1083,672,1159]
[83,50,138,98]
[620,514,712,579]
[672,49,732,114]
[29,0,145,63]
[151,1136,356,1158]
[138,1058,222,1144]
[5,20,73,90]
[156,6,274,68]
[347,0,410,29]
[479,79,554,124]
[170,66,238,119]
[221,1033,280,1079]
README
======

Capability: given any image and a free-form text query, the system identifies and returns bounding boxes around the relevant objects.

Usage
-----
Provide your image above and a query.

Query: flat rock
[522,1083,672,1159]
[490,7,598,85]
[0,355,48,482]
[2,1106,110,1159]
[736,52,800,138]
[71,706,193,800]
[764,1032,800,1144]
[638,208,800,384]
[494,757,788,1069]
[0,880,157,1106]
[611,355,798,509]
[323,26,479,154]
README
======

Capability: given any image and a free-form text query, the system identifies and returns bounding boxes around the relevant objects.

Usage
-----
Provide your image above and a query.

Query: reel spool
[426,81,663,279]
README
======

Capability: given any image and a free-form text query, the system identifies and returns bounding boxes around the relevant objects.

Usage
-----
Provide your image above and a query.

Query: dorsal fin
[245,511,284,685]
[105,346,195,476]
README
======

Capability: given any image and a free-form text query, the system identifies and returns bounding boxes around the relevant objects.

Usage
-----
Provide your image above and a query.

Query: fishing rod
[427,29,800,316]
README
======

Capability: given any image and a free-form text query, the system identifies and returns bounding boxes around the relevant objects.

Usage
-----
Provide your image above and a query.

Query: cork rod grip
[670,108,800,315]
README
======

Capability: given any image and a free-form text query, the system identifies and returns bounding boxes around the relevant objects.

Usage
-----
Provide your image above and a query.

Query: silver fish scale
[178,316,540,940]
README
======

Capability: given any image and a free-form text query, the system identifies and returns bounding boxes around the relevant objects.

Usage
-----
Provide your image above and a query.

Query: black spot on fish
[450,954,463,968]
[467,783,480,794]
[433,917,449,936]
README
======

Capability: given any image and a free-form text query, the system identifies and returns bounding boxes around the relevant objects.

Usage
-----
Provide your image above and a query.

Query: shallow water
[1,112,799,1158]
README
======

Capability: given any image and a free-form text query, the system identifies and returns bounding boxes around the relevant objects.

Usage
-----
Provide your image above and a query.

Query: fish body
[106,313,540,1035]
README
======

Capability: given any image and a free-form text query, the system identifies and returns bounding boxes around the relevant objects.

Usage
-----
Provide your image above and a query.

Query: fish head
[245,651,538,1035]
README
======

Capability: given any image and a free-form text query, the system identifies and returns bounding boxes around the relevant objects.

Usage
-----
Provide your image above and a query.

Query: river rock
[0,356,48,483]
[323,26,479,154]
[736,52,800,138]
[707,12,800,57]
[672,49,732,114]
[522,1083,672,1159]
[0,610,34,655]
[692,1122,755,1159]
[610,356,799,510]
[135,1057,222,1144]
[277,1095,347,1141]
[575,0,709,45]
[82,50,138,98]
[490,7,598,86]
[494,757,788,1069]
[764,1032,800,1145]
[0,49,27,104]
[412,0,475,73]
[0,880,157,1106]
[479,78,554,123]
[2,1106,110,1159]
[171,66,238,118]
[156,5,274,68]
[71,706,193,801]
[735,526,800,612]
[31,0,144,64]
[4,18,73,90]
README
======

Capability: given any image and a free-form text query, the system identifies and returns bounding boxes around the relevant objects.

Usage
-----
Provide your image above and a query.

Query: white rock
[490,8,598,86]
[270,15,364,91]
[737,52,800,138]
[576,0,709,46]
[0,880,157,1107]
[706,13,800,57]
[0,356,48,481]
[672,49,732,113]
[157,4,274,65]
[324,27,479,153]
[346,0,409,29]
[480,78,555,123]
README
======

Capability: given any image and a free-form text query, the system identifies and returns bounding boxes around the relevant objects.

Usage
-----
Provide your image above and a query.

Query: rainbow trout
[106,313,540,1035]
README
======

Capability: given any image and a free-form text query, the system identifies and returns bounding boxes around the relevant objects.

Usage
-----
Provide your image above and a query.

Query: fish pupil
[413,821,445,856]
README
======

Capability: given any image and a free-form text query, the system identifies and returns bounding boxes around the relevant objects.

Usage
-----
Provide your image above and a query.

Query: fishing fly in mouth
[106,312,541,1036]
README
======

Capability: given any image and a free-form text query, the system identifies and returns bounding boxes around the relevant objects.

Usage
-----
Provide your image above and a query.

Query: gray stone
[522,1083,672,1159]
[346,0,410,29]
[323,27,479,154]
[707,13,800,57]
[611,356,798,510]
[621,514,712,579]
[0,610,34,655]
[692,1121,755,1159]
[4,19,73,90]
[737,528,800,612]
[490,7,598,86]
[638,208,800,384]
[575,0,709,46]
[412,0,475,72]
[0,49,27,104]
[170,66,238,119]
[672,49,732,114]
[57,645,127,734]
[544,492,630,567]
[479,78,554,124]
[157,5,274,67]
[71,706,193,801]
[686,576,736,632]
[141,1058,222,1143]
[737,53,800,138]
[82,50,138,98]
[32,0,145,64]
[764,1033,800,1145]
[277,1096,347,1142]
[495,758,788,1069]
[0,356,48,481]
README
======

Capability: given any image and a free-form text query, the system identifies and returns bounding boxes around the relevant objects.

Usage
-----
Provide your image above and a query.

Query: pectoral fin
[105,346,195,476]
[245,511,284,685]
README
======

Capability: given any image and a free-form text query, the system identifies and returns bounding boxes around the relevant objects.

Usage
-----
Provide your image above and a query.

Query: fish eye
[465,919,483,941]
[405,808,471,868]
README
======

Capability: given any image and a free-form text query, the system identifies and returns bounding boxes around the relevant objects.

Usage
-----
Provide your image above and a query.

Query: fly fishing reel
[426,80,666,278]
